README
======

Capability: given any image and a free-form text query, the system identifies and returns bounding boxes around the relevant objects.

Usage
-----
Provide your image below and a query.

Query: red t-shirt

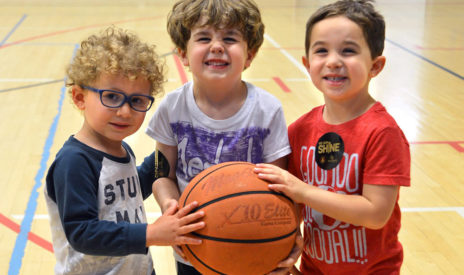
[288,102,410,274]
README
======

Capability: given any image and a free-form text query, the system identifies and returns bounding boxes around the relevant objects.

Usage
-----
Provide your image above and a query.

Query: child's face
[180,22,255,86]
[303,16,385,103]
[75,73,151,144]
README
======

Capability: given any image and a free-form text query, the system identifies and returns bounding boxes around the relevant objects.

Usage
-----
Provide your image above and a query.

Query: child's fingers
[181,210,205,225]
[177,236,202,245]
[253,165,276,173]
[172,245,185,258]
[257,172,276,180]
[176,201,199,217]
[163,201,178,216]
[178,220,205,235]
[267,183,284,191]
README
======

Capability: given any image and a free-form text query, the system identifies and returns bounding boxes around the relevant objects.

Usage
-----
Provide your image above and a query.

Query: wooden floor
[1,0,463,274]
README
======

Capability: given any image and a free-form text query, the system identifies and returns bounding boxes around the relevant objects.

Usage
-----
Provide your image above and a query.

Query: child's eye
[196,37,211,42]
[342,48,357,55]
[224,37,238,43]
[313,48,327,54]
[103,92,123,102]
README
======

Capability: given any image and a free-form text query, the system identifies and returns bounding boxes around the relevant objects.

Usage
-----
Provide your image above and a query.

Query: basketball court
[0,0,463,274]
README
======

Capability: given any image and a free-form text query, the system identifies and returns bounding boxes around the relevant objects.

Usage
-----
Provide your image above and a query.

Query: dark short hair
[305,0,385,59]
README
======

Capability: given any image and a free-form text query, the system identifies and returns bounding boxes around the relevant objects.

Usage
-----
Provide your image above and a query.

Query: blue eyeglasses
[82,86,154,112]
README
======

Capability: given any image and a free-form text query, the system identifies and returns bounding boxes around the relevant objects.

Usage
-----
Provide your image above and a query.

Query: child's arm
[150,141,196,259]
[136,148,205,247]
[254,164,398,229]
[151,142,181,213]
[268,156,287,169]
[49,151,204,256]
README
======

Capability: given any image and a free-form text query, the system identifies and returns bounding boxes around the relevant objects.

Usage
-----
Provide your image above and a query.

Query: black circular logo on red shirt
[315,132,344,170]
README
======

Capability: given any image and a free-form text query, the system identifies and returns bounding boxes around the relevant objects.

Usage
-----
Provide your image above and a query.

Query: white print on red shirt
[300,145,369,265]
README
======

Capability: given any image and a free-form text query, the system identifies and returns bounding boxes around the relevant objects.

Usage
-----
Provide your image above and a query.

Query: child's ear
[302,56,310,70]
[178,48,189,66]
[244,50,257,69]
[370,55,386,78]
[72,85,86,110]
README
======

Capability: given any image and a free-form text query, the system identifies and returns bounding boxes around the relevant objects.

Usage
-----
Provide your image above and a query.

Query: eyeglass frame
[81,85,155,112]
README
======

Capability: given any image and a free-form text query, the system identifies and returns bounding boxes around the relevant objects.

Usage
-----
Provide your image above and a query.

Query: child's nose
[210,40,224,54]
[326,53,342,68]
[116,102,132,117]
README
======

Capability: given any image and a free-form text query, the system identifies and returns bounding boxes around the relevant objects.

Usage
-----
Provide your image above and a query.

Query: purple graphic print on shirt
[171,121,270,181]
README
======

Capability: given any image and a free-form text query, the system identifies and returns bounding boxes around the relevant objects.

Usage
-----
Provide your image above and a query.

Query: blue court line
[8,44,78,275]
[386,38,463,81]
[0,14,27,46]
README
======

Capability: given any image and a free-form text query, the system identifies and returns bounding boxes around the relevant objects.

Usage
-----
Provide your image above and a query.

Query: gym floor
[0,0,463,274]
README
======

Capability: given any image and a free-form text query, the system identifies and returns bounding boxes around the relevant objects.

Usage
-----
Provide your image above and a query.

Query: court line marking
[410,141,464,153]
[9,86,66,274]
[415,45,464,51]
[264,34,311,80]
[402,207,464,219]
[0,78,57,82]
[0,78,65,93]
[272,76,291,93]
[0,15,163,50]
[8,44,77,275]
[386,38,463,81]
[0,213,53,253]
[0,14,27,46]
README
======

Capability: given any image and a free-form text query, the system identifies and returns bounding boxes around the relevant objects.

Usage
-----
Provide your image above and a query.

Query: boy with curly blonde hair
[45,26,205,275]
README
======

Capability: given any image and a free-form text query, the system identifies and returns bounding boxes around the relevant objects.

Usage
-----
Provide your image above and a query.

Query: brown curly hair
[167,0,265,55]
[66,26,165,97]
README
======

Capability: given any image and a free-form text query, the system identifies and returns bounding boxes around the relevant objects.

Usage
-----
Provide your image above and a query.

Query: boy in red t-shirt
[254,0,410,274]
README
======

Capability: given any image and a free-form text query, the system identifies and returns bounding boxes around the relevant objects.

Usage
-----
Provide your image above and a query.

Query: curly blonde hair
[167,0,265,54]
[66,26,165,97]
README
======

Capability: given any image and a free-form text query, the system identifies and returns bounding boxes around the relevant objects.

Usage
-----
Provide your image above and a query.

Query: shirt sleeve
[263,106,291,163]
[145,96,177,146]
[363,126,411,187]
[49,151,148,256]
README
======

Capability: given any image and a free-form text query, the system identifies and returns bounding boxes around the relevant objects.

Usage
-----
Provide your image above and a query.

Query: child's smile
[204,58,230,69]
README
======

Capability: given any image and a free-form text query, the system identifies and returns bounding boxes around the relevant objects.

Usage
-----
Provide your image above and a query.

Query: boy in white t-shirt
[146,0,302,274]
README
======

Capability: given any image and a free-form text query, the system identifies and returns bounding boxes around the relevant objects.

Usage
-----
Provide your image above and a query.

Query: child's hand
[146,201,205,247]
[265,232,303,275]
[254,163,308,204]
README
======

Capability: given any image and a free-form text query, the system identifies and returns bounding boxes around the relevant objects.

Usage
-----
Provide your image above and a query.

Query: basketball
[178,161,298,275]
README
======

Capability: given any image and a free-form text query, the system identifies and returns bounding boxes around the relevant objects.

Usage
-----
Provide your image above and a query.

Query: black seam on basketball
[191,227,297,243]
[194,190,292,211]
[185,244,226,275]
[181,162,254,206]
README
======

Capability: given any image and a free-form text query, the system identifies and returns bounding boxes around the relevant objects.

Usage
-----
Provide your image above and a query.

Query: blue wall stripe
[386,38,463,81]
[0,14,27,46]
[8,44,78,275]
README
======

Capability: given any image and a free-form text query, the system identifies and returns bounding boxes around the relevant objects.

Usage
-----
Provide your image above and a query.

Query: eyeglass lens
[101,90,152,111]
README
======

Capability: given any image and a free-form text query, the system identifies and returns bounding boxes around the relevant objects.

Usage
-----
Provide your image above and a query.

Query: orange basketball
[178,161,298,275]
